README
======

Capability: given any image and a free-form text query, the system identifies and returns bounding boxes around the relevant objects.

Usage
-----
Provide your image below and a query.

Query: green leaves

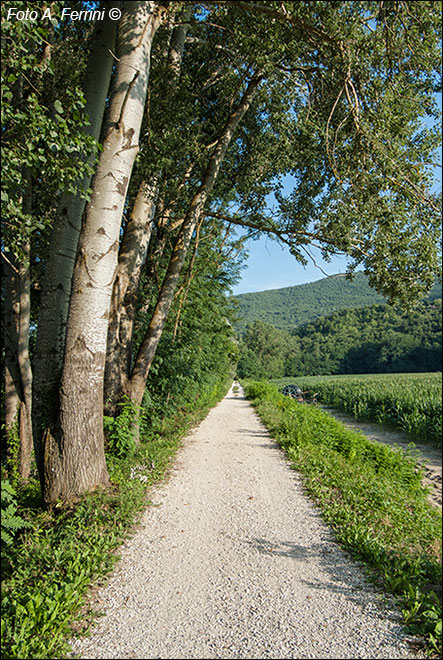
[103,398,141,458]
[1,11,98,262]
[237,320,291,379]
[53,99,64,114]
[236,282,441,381]
[1,481,31,548]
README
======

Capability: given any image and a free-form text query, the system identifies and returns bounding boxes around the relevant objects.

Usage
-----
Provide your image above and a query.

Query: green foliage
[236,281,442,379]
[291,299,442,376]
[1,1,98,261]
[151,1,441,304]
[1,0,442,653]
[274,372,442,445]
[1,480,30,548]
[1,481,132,659]
[134,219,240,432]
[245,380,442,654]
[103,398,140,458]
[3,418,21,484]
[237,320,288,379]
[246,381,424,490]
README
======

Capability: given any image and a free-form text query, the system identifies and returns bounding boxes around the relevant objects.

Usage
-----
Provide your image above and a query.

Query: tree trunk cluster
[5,1,263,505]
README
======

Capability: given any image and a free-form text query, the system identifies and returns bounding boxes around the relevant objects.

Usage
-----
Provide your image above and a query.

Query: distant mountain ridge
[232,272,442,333]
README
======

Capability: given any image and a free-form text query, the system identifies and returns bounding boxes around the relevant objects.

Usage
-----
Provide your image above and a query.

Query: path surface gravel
[69,383,426,659]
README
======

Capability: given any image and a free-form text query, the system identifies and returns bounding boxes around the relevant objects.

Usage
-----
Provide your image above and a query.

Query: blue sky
[231,236,351,295]
[230,172,354,295]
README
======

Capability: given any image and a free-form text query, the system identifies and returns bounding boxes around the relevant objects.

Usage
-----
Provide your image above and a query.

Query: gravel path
[69,383,426,659]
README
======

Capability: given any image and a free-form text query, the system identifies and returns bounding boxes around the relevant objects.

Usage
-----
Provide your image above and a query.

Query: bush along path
[68,382,435,659]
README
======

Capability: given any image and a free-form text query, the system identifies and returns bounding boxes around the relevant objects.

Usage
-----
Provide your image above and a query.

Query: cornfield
[273,373,442,445]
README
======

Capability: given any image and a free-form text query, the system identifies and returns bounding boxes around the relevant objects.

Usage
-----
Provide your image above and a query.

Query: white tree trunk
[33,5,119,477]
[43,1,168,505]
[104,179,158,415]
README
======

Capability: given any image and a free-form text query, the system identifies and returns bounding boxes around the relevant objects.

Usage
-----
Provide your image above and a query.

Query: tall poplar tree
[41,1,171,504]
[32,3,119,479]
[2,1,99,478]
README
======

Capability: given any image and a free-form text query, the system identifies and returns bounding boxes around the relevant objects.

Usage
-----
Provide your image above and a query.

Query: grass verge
[272,373,442,446]
[1,377,231,660]
[244,380,442,657]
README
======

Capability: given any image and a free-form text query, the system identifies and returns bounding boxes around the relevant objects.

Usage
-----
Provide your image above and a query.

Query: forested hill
[237,299,442,378]
[232,272,442,333]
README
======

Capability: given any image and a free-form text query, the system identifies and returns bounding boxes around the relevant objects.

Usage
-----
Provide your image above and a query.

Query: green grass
[273,372,442,445]
[244,380,442,656]
[1,376,232,660]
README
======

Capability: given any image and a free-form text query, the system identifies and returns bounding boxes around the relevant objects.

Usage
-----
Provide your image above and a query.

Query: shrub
[103,397,141,458]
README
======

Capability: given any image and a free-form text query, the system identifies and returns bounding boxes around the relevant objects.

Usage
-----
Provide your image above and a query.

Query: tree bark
[129,71,264,407]
[104,179,158,416]
[2,61,34,481]
[3,243,33,480]
[32,4,119,478]
[16,237,33,479]
[42,1,167,505]
[104,8,192,416]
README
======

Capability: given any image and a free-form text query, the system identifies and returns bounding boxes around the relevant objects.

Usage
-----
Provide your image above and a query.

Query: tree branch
[212,1,340,46]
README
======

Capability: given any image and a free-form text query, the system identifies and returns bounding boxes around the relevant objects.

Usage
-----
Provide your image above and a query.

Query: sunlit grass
[272,373,442,445]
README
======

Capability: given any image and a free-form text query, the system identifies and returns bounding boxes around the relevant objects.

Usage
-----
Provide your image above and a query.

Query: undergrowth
[244,380,442,657]
[1,376,232,660]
